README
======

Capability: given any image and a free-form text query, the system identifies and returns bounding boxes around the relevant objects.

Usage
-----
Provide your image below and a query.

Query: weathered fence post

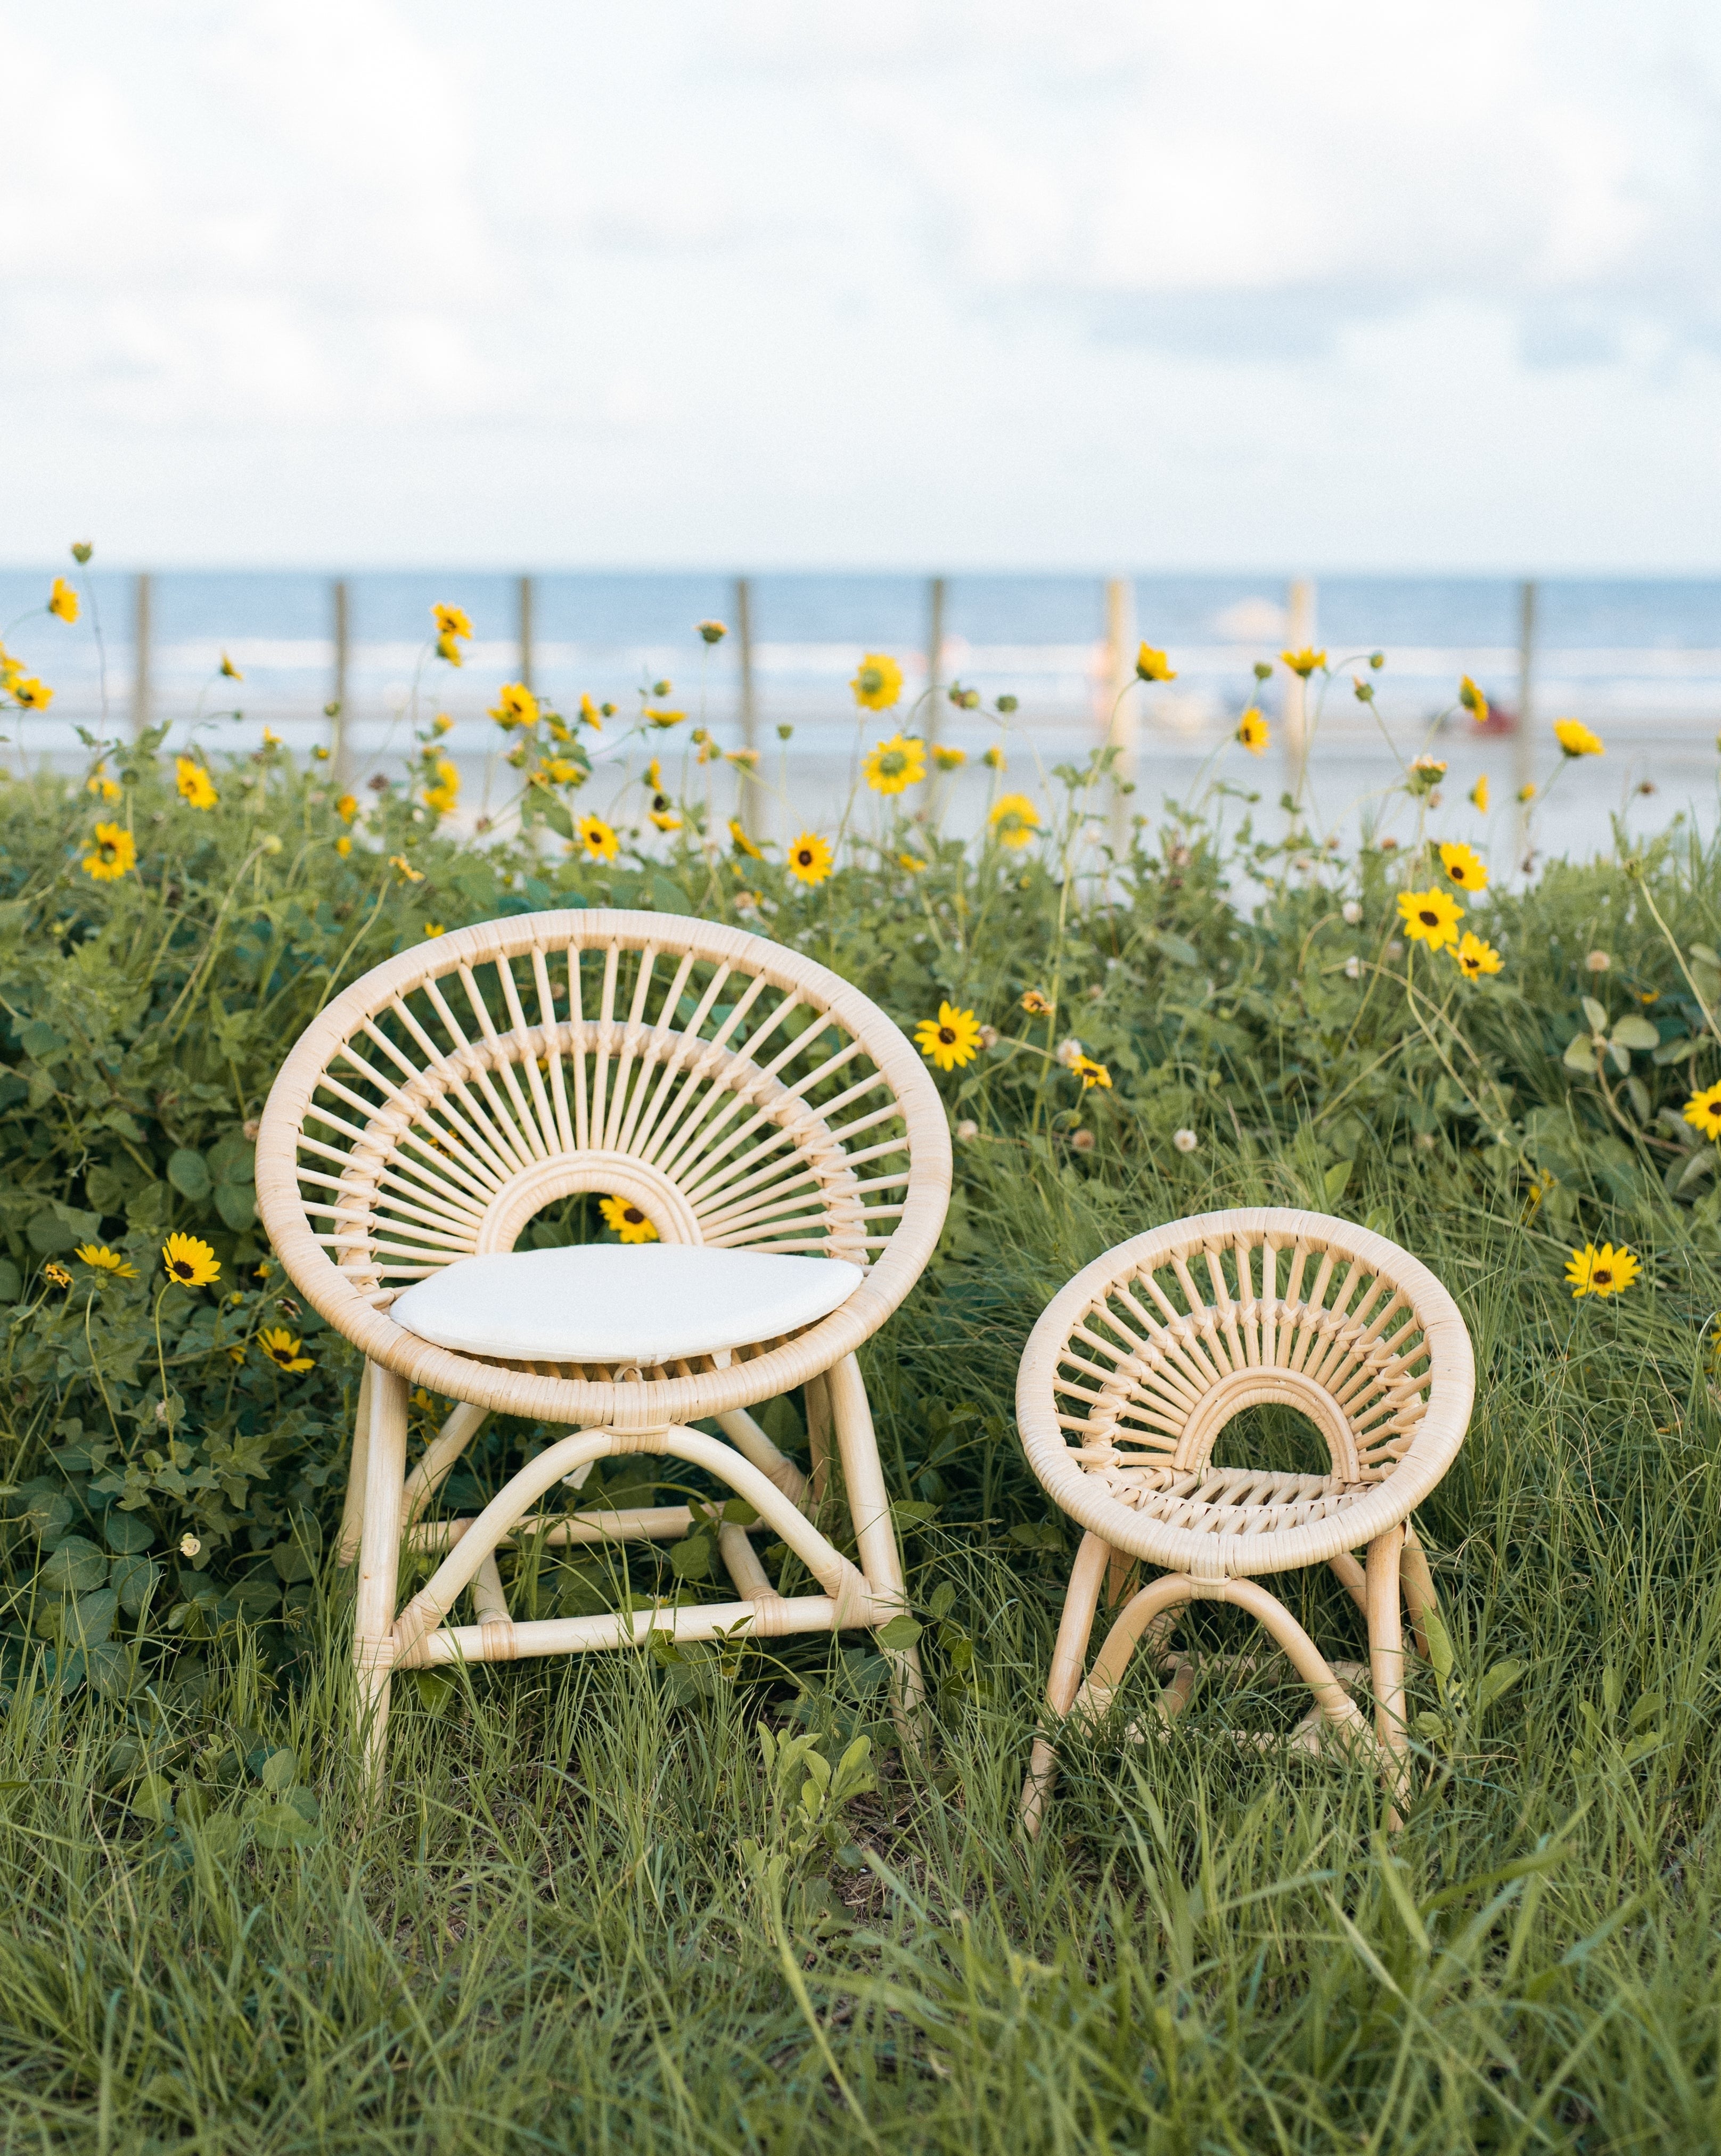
[1283,576,1317,805]
[131,572,152,737]
[735,576,758,838]
[924,576,946,747]
[1104,575,1137,849]
[518,575,535,694]
[331,578,351,788]
[1514,579,1537,858]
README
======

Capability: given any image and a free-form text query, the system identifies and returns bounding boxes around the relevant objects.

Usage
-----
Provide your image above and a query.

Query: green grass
[2,1145,1718,2153]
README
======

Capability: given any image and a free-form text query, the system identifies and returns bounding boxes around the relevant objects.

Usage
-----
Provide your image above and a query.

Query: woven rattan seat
[255,908,950,1776]
[1017,1208,1473,1831]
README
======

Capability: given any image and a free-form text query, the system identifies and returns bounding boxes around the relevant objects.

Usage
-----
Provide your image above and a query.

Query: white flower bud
[1342,900,1362,925]
[1173,1128,1198,1154]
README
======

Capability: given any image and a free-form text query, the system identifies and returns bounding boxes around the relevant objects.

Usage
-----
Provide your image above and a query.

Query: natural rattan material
[254,908,952,1774]
[1016,1209,1473,1832]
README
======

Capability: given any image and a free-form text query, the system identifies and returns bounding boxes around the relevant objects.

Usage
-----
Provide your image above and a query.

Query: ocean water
[4,569,1719,873]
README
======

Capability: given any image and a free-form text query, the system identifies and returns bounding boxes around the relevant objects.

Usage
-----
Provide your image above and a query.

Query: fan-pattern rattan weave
[255,909,950,1775]
[1017,1210,1473,1830]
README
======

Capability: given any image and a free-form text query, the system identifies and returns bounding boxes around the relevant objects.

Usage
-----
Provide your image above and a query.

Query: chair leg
[1020,1531,1112,1839]
[825,1355,926,1751]
[353,1364,409,1791]
[334,1362,374,1568]
[1366,1527,1410,1826]
[1400,1523,1437,1659]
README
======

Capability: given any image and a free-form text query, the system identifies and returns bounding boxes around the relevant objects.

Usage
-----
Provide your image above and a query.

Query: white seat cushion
[389,1244,864,1366]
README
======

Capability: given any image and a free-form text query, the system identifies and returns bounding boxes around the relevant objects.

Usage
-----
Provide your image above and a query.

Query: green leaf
[132,1773,175,1822]
[1475,1659,1525,1714]
[19,1018,67,1061]
[1610,1014,1660,1051]
[928,1581,957,1622]
[891,1499,940,1527]
[260,1750,298,1793]
[103,1511,155,1554]
[668,1535,712,1581]
[110,1555,161,1614]
[167,1150,211,1201]
[1420,1604,1455,1692]
[40,1538,108,1593]
[206,1135,255,1186]
[1580,995,1609,1033]
[1323,1159,1354,1206]
[876,1614,923,1651]
[1652,1034,1699,1064]
[1561,1034,1598,1073]
[213,1183,257,1231]
[65,1588,118,1647]
[414,1670,455,1714]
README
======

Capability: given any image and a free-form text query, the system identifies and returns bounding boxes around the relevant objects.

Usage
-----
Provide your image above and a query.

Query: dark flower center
[1418,910,1438,927]
[624,1207,644,1224]
[170,1260,193,1280]
[938,1028,955,1044]
[1594,1268,1612,1285]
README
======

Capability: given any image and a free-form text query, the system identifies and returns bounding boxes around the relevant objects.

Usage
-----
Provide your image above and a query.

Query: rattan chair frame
[1015,1208,1473,1831]
[255,908,952,1775]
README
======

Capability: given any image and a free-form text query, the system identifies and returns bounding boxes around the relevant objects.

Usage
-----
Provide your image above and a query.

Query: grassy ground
[2,1140,1717,2154]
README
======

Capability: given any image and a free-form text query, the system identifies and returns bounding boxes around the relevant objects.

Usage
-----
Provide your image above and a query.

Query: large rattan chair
[1017,1209,1473,1832]
[255,909,950,1776]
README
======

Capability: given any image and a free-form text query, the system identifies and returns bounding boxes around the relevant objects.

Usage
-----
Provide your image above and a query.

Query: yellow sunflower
[82,822,136,881]
[1021,988,1054,1016]
[1566,1242,1639,1299]
[730,819,764,859]
[1554,718,1604,758]
[43,1261,72,1289]
[436,636,464,667]
[1235,707,1268,756]
[914,1003,982,1072]
[1396,888,1463,951]
[1135,644,1176,682]
[220,652,243,681]
[989,793,1041,849]
[1470,774,1489,812]
[786,831,833,886]
[434,603,473,642]
[1682,1082,1721,1142]
[932,745,966,771]
[1458,674,1488,725]
[48,576,79,623]
[851,654,903,711]
[489,682,538,730]
[644,707,686,728]
[899,852,928,873]
[862,732,927,795]
[86,765,121,802]
[259,1327,315,1373]
[1438,840,1488,891]
[422,758,460,814]
[162,1234,220,1287]
[389,855,424,882]
[1070,1053,1112,1091]
[13,676,54,709]
[576,814,621,863]
[75,1244,137,1278]
[1281,646,1327,678]
[176,757,218,810]
[600,1195,659,1244]
[649,800,682,831]
[336,793,359,822]
[696,619,727,644]
[1454,931,1502,980]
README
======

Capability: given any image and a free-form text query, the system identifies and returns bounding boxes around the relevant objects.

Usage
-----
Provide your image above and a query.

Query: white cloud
[2,0,1719,564]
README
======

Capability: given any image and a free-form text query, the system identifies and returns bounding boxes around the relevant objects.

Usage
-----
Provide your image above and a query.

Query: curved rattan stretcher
[1015,1209,1473,1831]
[255,908,950,1775]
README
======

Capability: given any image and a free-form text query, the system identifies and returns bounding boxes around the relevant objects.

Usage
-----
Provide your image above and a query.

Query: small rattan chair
[1017,1209,1473,1832]
[255,908,950,1777]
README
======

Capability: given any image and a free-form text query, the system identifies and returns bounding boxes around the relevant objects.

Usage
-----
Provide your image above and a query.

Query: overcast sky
[4,0,1720,572]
